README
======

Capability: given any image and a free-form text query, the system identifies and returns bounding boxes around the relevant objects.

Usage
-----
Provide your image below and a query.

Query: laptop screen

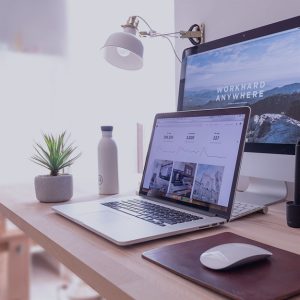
[139,107,250,219]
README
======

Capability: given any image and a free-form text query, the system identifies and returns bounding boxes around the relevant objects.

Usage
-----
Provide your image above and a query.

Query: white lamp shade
[102,30,143,70]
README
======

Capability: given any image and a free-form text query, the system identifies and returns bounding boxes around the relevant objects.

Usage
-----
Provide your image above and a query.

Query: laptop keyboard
[102,199,202,227]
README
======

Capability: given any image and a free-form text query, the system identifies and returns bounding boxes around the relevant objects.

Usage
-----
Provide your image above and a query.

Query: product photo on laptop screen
[53,107,250,246]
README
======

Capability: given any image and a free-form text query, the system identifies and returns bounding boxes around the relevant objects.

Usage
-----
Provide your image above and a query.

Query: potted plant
[31,131,81,203]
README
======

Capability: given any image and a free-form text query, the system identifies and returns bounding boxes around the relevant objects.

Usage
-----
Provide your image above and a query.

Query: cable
[136,15,181,38]
[135,15,156,33]
[135,16,202,63]
[161,36,182,63]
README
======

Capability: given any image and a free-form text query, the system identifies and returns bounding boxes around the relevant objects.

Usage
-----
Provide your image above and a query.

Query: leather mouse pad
[142,232,300,300]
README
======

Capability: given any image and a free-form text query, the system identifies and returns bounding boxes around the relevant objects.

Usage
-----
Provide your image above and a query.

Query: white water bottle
[98,126,119,195]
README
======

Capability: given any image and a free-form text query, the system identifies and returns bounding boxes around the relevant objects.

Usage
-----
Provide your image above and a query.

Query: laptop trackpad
[77,211,157,244]
[78,211,133,226]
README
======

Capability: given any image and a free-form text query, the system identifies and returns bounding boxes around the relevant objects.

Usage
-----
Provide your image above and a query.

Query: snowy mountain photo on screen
[183,28,300,144]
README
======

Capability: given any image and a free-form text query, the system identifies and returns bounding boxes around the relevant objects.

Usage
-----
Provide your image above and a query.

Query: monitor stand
[236,176,288,206]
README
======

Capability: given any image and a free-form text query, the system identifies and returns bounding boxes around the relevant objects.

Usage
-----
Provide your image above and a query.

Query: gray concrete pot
[34,174,73,203]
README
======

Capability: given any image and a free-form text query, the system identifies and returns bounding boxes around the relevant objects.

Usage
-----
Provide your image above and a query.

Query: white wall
[0,0,175,193]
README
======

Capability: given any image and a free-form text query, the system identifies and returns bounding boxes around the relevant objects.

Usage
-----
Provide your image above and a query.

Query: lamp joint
[122,16,139,30]
[180,23,205,44]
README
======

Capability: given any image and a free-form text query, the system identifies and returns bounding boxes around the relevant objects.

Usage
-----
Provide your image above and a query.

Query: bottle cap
[101,126,113,132]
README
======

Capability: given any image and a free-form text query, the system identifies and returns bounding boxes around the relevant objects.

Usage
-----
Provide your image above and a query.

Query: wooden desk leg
[0,212,5,234]
[0,251,8,300]
[7,236,30,300]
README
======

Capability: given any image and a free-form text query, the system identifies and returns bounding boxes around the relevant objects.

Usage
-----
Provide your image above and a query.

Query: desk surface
[1,184,300,300]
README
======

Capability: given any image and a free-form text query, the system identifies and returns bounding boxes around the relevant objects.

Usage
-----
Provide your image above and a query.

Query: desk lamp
[102,16,205,70]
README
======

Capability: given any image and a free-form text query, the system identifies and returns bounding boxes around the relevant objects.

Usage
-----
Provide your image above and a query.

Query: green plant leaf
[31,131,81,175]
[34,144,50,161]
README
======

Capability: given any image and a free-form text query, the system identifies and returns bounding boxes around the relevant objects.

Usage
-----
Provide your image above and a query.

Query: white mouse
[200,243,272,270]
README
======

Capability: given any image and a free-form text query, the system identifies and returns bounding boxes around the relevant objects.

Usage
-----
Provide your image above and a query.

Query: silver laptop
[53,107,262,246]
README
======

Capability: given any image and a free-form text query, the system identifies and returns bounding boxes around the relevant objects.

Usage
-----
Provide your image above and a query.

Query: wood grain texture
[7,235,30,300]
[0,211,5,234]
[0,219,30,300]
[0,184,300,300]
[0,252,8,300]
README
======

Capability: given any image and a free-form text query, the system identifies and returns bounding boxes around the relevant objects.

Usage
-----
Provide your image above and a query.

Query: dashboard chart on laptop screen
[181,27,300,147]
[141,114,245,209]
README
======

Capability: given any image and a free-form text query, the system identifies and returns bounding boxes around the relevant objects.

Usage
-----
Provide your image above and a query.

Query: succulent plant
[31,131,81,176]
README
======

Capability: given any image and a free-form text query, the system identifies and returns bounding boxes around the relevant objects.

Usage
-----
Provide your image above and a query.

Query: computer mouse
[200,242,272,270]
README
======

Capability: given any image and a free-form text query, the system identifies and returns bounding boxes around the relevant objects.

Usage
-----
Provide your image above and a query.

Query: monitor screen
[177,16,300,155]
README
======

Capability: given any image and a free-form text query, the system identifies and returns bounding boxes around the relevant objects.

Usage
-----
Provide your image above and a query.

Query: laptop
[53,107,263,246]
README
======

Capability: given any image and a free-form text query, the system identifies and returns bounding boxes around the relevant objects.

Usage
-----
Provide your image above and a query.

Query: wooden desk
[0,184,300,300]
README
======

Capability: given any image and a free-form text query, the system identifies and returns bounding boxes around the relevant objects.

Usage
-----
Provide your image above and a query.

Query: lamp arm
[134,15,205,45]
[121,16,205,64]
[131,15,181,63]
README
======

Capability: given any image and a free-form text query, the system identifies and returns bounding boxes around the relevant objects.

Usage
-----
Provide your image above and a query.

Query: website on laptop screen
[141,113,245,211]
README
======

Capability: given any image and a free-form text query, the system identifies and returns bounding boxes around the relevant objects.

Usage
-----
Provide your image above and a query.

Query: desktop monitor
[177,16,300,205]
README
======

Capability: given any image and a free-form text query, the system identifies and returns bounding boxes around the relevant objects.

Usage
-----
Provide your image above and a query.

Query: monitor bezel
[177,16,300,155]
